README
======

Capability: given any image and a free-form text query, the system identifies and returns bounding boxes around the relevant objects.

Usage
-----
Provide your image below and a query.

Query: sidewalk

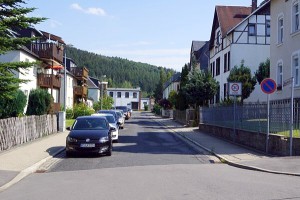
[0,131,68,191]
[151,115,300,176]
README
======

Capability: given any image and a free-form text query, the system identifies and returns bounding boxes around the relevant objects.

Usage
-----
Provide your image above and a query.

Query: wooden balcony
[52,103,61,113]
[71,67,89,80]
[37,74,61,89]
[74,86,88,97]
[31,43,64,64]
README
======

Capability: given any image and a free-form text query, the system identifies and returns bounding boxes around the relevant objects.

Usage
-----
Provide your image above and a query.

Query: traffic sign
[261,78,277,94]
[229,82,242,96]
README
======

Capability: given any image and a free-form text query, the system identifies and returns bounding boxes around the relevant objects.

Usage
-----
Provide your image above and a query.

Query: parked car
[114,109,125,129]
[65,116,114,157]
[98,110,118,120]
[115,106,130,119]
[92,113,119,142]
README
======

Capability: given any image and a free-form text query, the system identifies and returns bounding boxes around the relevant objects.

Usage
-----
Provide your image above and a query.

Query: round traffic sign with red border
[261,78,277,94]
[231,83,240,92]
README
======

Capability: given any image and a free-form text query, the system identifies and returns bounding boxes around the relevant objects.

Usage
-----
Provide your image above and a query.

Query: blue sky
[26,0,263,72]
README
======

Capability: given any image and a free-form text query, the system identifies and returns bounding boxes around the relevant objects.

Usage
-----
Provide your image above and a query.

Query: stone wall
[199,123,300,156]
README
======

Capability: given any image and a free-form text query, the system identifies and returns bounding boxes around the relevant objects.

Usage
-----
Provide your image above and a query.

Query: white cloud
[70,3,107,16]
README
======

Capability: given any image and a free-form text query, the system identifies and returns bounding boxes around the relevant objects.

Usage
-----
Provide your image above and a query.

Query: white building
[163,73,181,99]
[107,87,141,110]
[270,0,300,100]
[141,98,150,110]
[209,0,270,103]
[0,48,39,112]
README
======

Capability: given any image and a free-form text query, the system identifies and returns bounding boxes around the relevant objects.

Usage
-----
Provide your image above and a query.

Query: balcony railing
[52,103,60,113]
[31,43,64,64]
[74,86,88,97]
[71,67,89,80]
[37,74,61,88]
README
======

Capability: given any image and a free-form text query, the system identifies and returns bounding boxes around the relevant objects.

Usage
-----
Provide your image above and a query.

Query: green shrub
[66,108,74,119]
[73,103,95,118]
[26,89,52,115]
[144,104,149,111]
[0,90,27,119]
[152,103,161,115]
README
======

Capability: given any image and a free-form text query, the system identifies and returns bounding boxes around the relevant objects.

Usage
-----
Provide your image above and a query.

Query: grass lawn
[66,119,75,128]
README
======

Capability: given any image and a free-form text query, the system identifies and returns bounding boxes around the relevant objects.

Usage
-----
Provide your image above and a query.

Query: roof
[227,0,270,34]
[191,41,206,53]
[40,31,66,45]
[107,88,141,92]
[216,6,252,36]
[87,77,99,89]
[163,72,181,89]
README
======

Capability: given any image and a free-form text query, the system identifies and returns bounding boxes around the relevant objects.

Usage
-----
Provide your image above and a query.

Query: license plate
[80,143,95,148]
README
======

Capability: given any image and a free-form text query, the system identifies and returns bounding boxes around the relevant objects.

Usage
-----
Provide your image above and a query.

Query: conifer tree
[0,0,46,100]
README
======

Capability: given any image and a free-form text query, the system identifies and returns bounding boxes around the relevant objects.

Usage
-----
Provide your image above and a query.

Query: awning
[46,65,64,70]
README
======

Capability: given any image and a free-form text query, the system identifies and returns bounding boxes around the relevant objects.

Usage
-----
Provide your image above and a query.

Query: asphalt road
[48,111,213,172]
[1,112,300,199]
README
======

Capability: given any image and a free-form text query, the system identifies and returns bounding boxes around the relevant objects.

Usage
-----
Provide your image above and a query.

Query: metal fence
[200,98,300,137]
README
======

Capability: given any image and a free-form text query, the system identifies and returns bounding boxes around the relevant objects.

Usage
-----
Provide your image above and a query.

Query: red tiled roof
[216,6,252,36]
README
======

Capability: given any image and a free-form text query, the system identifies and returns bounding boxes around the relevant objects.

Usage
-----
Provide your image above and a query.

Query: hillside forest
[65,46,175,97]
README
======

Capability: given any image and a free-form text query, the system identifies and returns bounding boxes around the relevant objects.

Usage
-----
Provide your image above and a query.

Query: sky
[25,0,264,72]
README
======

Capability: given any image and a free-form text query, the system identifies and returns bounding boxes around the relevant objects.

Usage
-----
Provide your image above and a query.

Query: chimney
[252,0,257,12]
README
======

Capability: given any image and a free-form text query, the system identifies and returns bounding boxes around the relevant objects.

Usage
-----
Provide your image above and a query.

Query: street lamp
[100,75,106,110]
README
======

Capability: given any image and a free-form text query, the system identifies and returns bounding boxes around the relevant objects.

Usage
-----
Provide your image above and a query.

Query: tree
[168,90,178,108]
[0,89,27,118]
[175,64,189,110]
[183,70,218,107]
[0,0,46,100]
[154,68,167,102]
[227,61,257,103]
[93,96,114,111]
[26,89,52,115]
[255,58,270,84]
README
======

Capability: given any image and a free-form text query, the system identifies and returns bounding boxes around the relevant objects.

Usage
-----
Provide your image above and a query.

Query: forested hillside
[65,46,174,94]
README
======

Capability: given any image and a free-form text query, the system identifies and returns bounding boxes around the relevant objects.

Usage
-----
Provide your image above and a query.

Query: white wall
[107,89,140,108]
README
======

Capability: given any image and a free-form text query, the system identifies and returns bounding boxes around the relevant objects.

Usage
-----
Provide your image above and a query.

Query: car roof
[76,115,107,120]
[92,113,114,117]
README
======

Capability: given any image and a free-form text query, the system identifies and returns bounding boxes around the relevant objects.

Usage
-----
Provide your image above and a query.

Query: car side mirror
[117,122,121,125]
[66,127,71,131]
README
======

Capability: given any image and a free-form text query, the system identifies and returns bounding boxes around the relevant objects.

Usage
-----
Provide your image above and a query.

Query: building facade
[107,87,141,110]
[270,0,300,100]
[209,0,270,104]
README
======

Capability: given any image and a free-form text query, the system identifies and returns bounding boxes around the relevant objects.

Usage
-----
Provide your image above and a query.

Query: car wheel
[66,151,73,157]
[106,142,112,156]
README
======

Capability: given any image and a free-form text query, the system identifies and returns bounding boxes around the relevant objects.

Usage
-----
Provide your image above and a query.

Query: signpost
[283,77,294,156]
[229,82,242,138]
[261,78,277,153]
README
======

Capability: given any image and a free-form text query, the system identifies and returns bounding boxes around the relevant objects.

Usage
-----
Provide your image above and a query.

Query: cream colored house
[270,0,300,100]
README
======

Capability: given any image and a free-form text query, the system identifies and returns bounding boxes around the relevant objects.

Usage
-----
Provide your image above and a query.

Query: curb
[151,116,300,177]
[0,147,65,193]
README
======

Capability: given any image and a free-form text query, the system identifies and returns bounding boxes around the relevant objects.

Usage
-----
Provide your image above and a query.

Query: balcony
[74,86,88,97]
[71,67,89,80]
[37,74,61,89]
[31,43,64,64]
[52,103,60,113]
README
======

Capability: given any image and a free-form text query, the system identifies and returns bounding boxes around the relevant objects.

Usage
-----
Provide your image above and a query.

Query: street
[1,112,300,199]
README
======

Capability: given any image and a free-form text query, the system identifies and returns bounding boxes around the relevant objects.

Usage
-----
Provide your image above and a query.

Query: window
[228,51,231,71]
[117,92,121,98]
[224,54,228,72]
[133,92,137,98]
[293,55,299,86]
[248,24,256,36]
[293,2,299,32]
[216,57,220,76]
[277,62,283,90]
[215,30,221,46]
[125,92,129,98]
[266,20,271,36]
[223,83,228,99]
[109,92,113,97]
[278,16,284,43]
